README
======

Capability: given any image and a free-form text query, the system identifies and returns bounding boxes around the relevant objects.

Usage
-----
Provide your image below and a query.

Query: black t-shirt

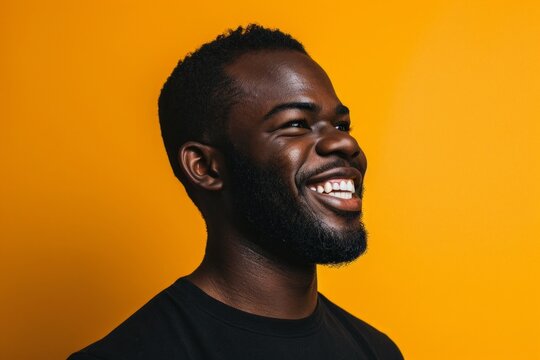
[68,278,403,360]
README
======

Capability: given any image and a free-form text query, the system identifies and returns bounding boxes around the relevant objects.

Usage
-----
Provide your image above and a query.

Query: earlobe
[179,142,224,191]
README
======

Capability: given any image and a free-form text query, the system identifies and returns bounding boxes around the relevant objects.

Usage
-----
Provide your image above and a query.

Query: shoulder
[319,293,404,360]
[67,280,192,360]
[67,351,107,360]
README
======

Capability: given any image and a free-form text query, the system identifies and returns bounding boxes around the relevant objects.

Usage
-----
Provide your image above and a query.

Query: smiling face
[221,50,368,265]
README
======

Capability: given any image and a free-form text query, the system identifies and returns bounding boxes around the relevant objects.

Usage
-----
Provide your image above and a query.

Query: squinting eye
[335,122,351,132]
[282,120,309,129]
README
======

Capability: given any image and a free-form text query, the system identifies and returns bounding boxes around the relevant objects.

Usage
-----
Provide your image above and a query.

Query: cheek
[265,147,302,179]
[271,142,311,189]
[262,137,314,186]
[266,138,305,165]
[285,147,303,164]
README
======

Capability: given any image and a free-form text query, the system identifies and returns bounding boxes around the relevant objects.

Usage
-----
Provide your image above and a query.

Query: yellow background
[2,1,539,359]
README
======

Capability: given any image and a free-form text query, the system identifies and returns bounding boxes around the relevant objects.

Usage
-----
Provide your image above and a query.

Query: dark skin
[179,50,367,319]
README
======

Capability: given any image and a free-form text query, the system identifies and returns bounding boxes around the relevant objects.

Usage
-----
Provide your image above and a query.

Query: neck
[187,227,318,319]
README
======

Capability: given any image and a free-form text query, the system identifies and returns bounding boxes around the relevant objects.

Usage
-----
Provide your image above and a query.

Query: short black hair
[158,24,307,181]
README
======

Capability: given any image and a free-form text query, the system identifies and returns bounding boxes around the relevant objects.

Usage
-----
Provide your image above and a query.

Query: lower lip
[307,189,362,214]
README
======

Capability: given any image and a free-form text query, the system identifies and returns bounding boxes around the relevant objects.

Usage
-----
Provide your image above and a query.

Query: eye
[281,119,310,129]
[335,121,352,132]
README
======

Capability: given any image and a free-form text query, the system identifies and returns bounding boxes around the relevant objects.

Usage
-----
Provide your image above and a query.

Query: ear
[178,141,224,191]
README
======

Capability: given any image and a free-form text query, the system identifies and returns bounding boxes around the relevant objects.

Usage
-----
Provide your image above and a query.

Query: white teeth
[328,192,352,199]
[324,182,333,193]
[312,179,356,198]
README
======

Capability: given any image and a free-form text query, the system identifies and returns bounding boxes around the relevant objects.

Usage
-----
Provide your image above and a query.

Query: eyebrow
[263,102,349,120]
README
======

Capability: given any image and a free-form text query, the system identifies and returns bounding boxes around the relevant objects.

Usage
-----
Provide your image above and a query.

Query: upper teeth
[309,179,355,199]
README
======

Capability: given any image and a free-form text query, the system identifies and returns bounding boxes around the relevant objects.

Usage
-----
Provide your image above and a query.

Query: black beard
[225,149,367,266]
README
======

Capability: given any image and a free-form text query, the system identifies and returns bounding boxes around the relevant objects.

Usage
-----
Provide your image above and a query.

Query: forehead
[225,50,339,110]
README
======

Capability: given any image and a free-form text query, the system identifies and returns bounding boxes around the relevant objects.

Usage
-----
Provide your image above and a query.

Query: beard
[225,148,367,266]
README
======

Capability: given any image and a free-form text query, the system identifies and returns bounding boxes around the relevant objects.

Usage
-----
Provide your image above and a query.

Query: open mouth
[303,166,363,214]
[308,179,356,199]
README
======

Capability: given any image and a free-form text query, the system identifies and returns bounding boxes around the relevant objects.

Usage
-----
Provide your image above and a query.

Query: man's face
[222,50,368,265]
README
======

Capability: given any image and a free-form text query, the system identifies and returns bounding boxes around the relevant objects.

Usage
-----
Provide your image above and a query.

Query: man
[69,24,403,360]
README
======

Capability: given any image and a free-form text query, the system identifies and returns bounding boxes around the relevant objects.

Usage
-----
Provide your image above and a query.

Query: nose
[315,126,363,161]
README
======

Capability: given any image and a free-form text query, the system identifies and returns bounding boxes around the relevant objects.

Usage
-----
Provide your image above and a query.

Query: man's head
[159,25,368,266]
[159,24,307,182]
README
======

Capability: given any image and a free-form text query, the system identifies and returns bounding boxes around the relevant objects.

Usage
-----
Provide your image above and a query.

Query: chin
[286,220,368,266]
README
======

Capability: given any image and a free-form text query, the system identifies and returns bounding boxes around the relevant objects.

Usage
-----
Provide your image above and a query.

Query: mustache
[297,160,365,197]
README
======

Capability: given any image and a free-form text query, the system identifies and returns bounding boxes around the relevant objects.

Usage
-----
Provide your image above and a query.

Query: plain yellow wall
[2,1,539,359]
